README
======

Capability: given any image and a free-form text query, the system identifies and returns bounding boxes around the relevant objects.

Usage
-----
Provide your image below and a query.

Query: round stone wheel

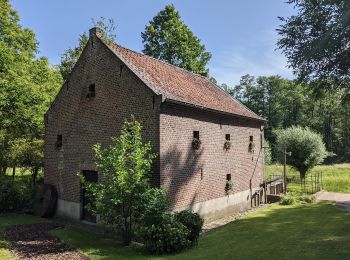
[33,184,58,218]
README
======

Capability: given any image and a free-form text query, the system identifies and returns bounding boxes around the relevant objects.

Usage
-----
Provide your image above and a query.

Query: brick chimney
[200,72,208,77]
[89,27,102,38]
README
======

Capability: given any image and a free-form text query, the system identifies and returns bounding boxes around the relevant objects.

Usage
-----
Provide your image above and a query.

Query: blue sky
[12,0,295,86]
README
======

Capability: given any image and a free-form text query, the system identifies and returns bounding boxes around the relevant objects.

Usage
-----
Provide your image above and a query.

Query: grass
[0,214,47,260]
[53,202,350,259]
[266,163,350,193]
[2,203,350,259]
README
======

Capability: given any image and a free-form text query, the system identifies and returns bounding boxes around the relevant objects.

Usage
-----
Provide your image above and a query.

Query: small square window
[250,135,254,142]
[226,134,230,141]
[226,174,231,181]
[87,83,95,98]
[193,131,199,139]
[56,135,62,148]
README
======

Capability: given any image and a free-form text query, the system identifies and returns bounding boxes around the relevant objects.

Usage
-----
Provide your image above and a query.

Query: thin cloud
[209,30,293,86]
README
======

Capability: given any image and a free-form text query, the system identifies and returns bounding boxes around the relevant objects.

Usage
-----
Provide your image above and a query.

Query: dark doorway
[82,170,98,223]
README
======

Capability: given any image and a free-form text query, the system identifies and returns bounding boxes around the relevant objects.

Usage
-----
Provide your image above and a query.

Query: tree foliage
[0,0,62,176]
[275,126,327,179]
[277,0,350,88]
[59,17,117,80]
[230,74,350,162]
[141,4,211,74]
[80,118,157,245]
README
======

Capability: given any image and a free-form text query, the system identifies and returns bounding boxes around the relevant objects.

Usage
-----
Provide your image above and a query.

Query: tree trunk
[12,166,16,178]
[32,167,39,184]
[1,166,7,175]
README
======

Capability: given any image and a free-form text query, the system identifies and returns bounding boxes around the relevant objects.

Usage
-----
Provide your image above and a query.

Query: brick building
[44,28,266,222]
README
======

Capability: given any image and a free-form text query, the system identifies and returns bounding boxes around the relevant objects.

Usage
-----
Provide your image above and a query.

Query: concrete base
[56,188,256,223]
[177,189,254,222]
[56,199,81,221]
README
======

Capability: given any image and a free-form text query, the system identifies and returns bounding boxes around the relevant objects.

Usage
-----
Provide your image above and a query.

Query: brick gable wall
[44,35,160,204]
[159,102,264,210]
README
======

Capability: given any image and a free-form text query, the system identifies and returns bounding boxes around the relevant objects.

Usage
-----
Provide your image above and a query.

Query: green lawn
[266,163,350,193]
[48,203,350,259]
[1,203,350,259]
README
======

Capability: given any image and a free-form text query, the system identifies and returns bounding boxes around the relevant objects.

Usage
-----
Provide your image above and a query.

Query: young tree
[59,17,117,80]
[275,126,327,179]
[277,0,350,88]
[80,118,157,245]
[141,4,211,74]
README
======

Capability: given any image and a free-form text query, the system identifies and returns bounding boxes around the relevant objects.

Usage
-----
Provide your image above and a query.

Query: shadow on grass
[51,202,350,260]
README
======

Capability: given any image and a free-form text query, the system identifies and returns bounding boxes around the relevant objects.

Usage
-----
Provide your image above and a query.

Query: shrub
[279,193,297,205]
[175,210,203,246]
[139,212,190,254]
[0,175,35,212]
[298,194,316,204]
[139,189,203,254]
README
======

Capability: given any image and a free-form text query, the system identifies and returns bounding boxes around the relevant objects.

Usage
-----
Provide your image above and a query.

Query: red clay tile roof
[102,39,264,121]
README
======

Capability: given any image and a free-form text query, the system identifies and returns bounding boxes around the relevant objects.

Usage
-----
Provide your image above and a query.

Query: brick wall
[159,102,264,210]
[44,33,160,203]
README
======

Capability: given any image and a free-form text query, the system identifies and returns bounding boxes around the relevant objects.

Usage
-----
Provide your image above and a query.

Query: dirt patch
[4,223,88,260]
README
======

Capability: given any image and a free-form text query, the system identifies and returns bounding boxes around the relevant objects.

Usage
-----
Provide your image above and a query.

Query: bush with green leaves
[298,194,316,204]
[79,118,157,245]
[138,189,203,254]
[0,175,36,212]
[275,126,327,180]
[138,189,190,254]
[175,210,203,246]
[279,193,297,205]
[279,192,316,206]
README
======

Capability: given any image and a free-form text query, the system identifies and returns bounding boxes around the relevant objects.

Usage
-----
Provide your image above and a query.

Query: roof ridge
[111,42,211,81]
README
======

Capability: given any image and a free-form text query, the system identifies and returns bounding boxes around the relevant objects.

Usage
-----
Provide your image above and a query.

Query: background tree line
[225,75,350,162]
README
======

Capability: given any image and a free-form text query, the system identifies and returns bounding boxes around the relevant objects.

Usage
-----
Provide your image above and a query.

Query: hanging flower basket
[225,180,233,192]
[249,141,256,152]
[224,140,232,150]
[192,138,201,150]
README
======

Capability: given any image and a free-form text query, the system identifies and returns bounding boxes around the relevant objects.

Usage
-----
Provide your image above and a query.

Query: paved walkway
[315,191,350,212]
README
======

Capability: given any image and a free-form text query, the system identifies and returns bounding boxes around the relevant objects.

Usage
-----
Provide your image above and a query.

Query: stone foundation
[175,188,254,222]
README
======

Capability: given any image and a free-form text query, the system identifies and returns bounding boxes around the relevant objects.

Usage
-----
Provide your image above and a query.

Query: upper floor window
[87,83,95,98]
[56,134,62,148]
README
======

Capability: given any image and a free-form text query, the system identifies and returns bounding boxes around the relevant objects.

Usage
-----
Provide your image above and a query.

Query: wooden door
[82,170,98,223]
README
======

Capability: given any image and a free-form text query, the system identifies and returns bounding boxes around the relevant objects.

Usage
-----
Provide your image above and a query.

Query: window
[87,83,95,98]
[226,174,231,181]
[260,134,263,149]
[250,135,254,142]
[56,135,62,148]
[193,131,199,139]
[226,134,230,141]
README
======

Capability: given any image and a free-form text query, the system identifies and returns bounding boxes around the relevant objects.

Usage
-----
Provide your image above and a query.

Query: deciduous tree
[141,4,211,74]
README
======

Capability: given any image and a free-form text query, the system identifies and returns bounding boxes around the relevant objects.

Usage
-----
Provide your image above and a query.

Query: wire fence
[266,172,323,195]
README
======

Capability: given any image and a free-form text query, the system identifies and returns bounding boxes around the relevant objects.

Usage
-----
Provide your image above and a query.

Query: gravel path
[4,223,88,260]
[315,191,350,212]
